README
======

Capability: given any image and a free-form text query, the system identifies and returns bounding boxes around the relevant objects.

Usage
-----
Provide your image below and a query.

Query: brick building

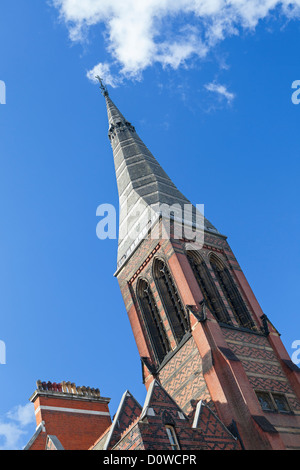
[25,84,300,450]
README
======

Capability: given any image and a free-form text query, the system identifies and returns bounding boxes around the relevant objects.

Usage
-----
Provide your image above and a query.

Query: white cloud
[205,82,235,103]
[52,0,300,83]
[6,403,35,427]
[86,62,122,87]
[0,422,26,450]
[0,403,35,450]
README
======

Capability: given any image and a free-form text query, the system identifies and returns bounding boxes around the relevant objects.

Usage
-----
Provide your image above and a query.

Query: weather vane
[95,76,109,96]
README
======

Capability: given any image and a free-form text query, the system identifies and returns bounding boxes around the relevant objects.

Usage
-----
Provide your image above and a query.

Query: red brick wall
[28,432,47,450]
[29,394,111,450]
[222,327,300,449]
[114,380,239,450]
[116,222,300,449]
[114,422,145,451]
[159,336,213,415]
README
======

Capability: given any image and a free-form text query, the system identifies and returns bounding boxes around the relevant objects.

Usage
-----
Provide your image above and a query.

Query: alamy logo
[0,340,6,365]
[96,201,205,249]
[292,340,300,366]
[291,80,300,105]
[0,80,6,105]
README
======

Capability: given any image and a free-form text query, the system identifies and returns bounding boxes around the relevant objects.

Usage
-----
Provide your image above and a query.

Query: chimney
[25,380,111,450]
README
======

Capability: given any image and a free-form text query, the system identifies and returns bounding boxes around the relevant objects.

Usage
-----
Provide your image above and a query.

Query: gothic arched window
[153,258,189,344]
[165,426,180,450]
[210,255,255,330]
[187,251,231,325]
[137,278,171,364]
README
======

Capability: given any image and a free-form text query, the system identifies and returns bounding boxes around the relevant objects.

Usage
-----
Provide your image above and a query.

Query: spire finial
[96,76,109,97]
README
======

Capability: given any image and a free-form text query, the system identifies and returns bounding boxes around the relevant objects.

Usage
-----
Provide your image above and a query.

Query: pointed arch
[186,251,231,324]
[210,254,255,329]
[153,258,189,344]
[137,278,171,364]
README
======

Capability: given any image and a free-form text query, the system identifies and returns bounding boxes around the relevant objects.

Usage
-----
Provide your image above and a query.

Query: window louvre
[137,278,171,364]
[210,255,255,330]
[154,259,188,344]
[187,252,231,324]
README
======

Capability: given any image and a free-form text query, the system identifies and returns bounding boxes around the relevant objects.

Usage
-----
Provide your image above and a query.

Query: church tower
[100,82,300,450]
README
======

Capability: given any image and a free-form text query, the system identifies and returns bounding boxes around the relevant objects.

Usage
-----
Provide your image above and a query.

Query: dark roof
[104,94,223,270]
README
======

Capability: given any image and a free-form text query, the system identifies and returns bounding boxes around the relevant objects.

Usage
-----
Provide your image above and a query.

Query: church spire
[99,82,221,269]
[96,76,127,127]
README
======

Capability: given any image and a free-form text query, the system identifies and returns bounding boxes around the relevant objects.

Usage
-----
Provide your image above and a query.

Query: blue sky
[0,0,300,449]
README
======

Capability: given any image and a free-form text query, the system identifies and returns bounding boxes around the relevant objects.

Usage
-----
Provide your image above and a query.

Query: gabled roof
[23,424,43,450]
[192,399,239,449]
[46,435,65,450]
[101,390,142,450]
[140,379,188,421]
[91,379,239,451]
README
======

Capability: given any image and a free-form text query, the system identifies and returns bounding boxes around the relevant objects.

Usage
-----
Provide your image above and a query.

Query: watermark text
[292,340,300,365]
[0,80,6,105]
[96,201,206,250]
[291,80,300,105]
[0,340,6,365]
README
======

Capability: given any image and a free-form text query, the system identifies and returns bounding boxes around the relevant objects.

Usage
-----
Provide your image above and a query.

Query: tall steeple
[99,81,221,269]
[97,81,300,451]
